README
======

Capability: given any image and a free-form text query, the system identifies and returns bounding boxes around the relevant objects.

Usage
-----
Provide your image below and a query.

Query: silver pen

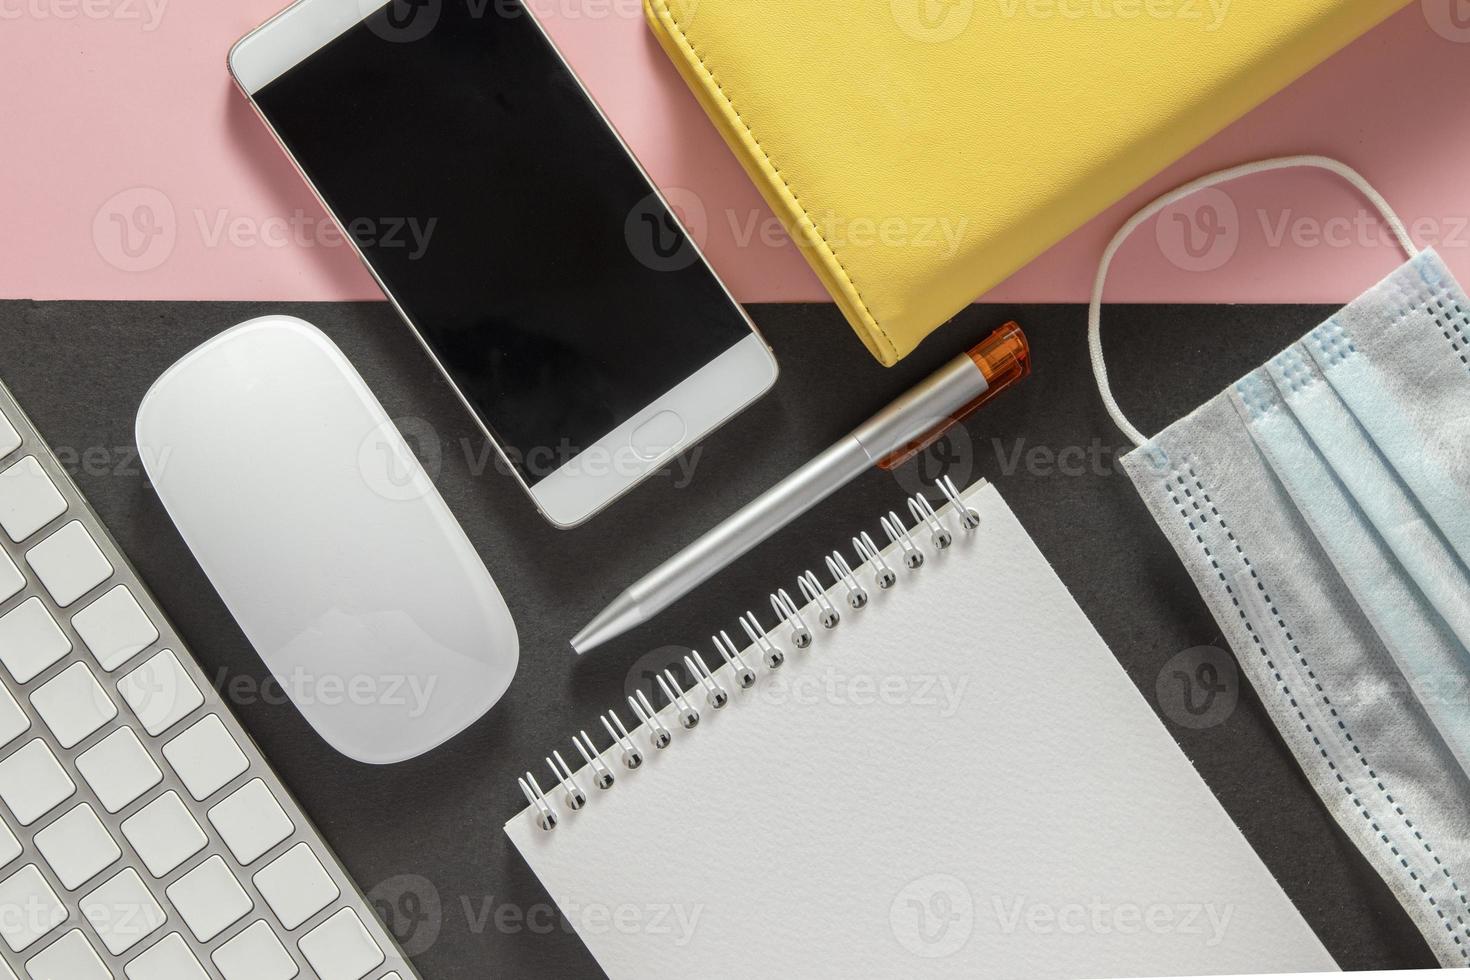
[571,323,1030,653]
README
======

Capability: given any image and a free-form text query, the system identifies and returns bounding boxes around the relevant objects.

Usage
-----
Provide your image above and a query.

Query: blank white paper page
[507,481,1336,979]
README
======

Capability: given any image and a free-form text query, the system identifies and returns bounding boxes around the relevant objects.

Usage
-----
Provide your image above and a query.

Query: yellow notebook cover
[645,0,1409,365]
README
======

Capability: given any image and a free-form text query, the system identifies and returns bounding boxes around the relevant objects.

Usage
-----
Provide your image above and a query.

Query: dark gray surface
[0,300,1435,976]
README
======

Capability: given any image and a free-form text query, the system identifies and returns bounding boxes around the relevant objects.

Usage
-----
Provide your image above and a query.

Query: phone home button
[629,411,686,462]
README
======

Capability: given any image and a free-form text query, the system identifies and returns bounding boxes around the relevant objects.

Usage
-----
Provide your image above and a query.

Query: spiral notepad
[506,478,1337,979]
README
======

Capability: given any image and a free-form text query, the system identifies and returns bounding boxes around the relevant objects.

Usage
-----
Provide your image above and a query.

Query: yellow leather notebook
[645,0,1409,365]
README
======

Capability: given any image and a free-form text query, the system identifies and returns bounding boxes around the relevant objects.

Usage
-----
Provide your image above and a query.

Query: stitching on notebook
[652,1,897,361]
[1164,463,1470,956]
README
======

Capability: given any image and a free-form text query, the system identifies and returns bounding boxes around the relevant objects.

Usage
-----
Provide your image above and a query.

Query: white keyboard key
[0,865,66,953]
[212,920,299,980]
[26,521,113,608]
[163,715,248,802]
[120,792,206,879]
[33,804,120,891]
[0,598,71,684]
[254,844,339,930]
[0,816,19,868]
[0,457,66,543]
[0,740,75,826]
[76,728,162,814]
[73,585,158,672]
[0,680,30,749]
[0,551,22,604]
[298,908,383,980]
[124,933,209,980]
[23,929,110,980]
[81,867,166,956]
[208,779,294,866]
[166,855,252,943]
[117,651,203,737]
[0,412,19,459]
[30,662,117,749]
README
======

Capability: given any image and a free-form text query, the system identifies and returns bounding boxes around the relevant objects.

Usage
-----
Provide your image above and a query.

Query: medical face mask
[1089,156,1470,966]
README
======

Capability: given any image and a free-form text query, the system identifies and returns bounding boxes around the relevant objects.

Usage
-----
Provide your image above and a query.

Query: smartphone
[229,0,778,528]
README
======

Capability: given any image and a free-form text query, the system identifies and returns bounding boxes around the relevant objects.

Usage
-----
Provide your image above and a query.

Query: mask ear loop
[1087,154,1420,449]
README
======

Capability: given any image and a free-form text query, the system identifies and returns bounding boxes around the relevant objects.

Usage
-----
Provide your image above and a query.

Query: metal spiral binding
[601,709,643,770]
[938,474,981,530]
[712,630,757,690]
[523,478,979,830]
[546,751,586,811]
[684,650,730,709]
[657,670,701,730]
[770,588,812,649]
[852,531,896,589]
[882,511,924,569]
[573,729,615,790]
[799,570,841,630]
[826,551,868,608]
[908,493,953,550]
[518,773,557,832]
[740,609,785,670]
[628,690,672,749]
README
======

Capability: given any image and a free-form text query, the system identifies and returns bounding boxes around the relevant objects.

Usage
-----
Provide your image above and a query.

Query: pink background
[3,0,1469,304]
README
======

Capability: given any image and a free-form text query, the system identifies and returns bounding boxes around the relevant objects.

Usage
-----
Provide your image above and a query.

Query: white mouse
[137,316,518,764]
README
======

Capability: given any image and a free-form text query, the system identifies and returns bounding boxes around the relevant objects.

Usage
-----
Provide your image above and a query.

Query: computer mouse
[136,316,518,764]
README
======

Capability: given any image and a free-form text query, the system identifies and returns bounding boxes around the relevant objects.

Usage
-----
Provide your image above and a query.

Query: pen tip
[570,596,645,655]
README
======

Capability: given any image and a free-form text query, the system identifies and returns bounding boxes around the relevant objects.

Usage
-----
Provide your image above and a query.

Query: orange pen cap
[878,322,1031,471]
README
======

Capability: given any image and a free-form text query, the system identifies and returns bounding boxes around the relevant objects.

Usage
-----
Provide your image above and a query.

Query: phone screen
[252,0,752,486]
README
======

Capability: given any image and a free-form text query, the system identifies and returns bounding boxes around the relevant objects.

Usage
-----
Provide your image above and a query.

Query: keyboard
[0,379,419,980]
